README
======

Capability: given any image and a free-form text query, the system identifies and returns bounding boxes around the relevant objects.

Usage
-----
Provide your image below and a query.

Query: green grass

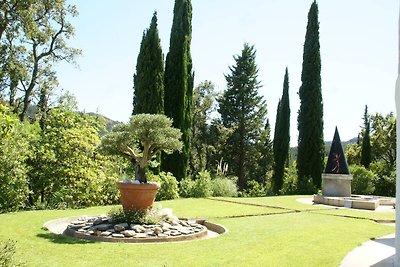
[0,196,394,266]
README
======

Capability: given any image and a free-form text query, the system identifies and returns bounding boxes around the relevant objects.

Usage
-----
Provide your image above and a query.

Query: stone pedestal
[322,173,352,197]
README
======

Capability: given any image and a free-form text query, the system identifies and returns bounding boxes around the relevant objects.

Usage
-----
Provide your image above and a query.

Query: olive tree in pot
[100,114,182,210]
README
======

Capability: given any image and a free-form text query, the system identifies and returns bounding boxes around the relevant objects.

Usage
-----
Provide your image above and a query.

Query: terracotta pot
[116,182,160,211]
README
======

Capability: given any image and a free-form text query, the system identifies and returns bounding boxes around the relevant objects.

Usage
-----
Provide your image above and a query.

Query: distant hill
[87,112,120,135]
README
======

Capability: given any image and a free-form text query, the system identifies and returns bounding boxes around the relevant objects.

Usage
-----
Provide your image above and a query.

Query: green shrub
[179,177,195,198]
[211,176,238,197]
[108,207,160,225]
[149,172,179,201]
[0,240,23,266]
[349,165,376,195]
[243,180,266,197]
[279,166,298,195]
[191,171,213,198]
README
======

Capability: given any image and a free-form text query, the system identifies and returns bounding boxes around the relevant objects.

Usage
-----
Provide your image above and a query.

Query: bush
[0,240,23,266]
[108,207,160,225]
[349,165,376,195]
[149,172,179,201]
[191,171,213,198]
[0,105,38,212]
[243,180,266,197]
[212,176,238,197]
[179,177,195,198]
[280,166,298,195]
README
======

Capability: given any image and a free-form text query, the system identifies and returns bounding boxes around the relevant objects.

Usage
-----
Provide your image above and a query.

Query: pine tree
[133,12,164,115]
[218,43,268,190]
[162,0,194,181]
[297,1,324,192]
[272,68,290,194]
[360,105,372,168]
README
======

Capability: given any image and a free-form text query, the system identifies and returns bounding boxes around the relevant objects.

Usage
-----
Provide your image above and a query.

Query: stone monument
[321,127,352,197]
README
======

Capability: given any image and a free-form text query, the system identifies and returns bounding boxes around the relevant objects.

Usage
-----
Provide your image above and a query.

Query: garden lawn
[0,196,394,267]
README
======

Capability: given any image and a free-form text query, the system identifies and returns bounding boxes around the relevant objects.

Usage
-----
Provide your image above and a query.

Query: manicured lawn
[0,196,394,266]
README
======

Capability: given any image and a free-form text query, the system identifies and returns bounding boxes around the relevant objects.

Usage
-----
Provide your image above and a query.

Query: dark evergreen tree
[133,12,164,115]
[218,43,268,190]
[297,1,324,193]
[162,0,194,181]
[272,68,290,194]
[360,105,372,168]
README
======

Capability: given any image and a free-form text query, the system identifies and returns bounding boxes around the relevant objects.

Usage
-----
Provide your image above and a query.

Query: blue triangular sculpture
[324,127,350,174]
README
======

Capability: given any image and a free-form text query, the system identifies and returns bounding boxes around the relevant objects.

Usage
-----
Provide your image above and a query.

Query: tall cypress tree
[360,105,372,168]
[297,1,324,192]
[133,12,164,115]
[272,68,290,194]
[218,43,268,190]
[162,0,194,181]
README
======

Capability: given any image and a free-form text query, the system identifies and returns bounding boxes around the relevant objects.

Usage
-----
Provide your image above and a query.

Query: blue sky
[57,0,398,145]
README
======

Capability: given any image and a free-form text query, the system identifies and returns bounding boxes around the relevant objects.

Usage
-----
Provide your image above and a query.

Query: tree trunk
[136,165,147,183]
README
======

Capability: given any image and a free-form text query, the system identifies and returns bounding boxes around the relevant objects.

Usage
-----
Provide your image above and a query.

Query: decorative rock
[100,231,112,237]
[122,230,136,237]
[180,220,189,227]
[132,225,146,233]
[96,224,112,231]
[135,233,148,238]
[170,231,182,236]
[63,213,212,242]
[112,233,125,238]
[160,222,172,229]
[114,223,129,232]
[153,227,163,235]
[93,218,104,225]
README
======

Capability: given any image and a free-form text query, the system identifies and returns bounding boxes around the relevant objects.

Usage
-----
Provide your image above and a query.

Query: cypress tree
[218,43,268,190]
[360,105,372,168]
[297,1,324,192]
[272,68,290,194]
[133,12,164,115]
[162,0,194,181]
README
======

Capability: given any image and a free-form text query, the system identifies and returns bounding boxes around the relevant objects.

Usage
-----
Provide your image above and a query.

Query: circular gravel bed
[43,215,226,243]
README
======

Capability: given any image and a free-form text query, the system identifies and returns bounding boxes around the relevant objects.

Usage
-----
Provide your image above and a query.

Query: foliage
[297,1,324,192]
[0,105,38,212]
[100,114,182,183]
[179,177,195,198]
[149,172,179,201]
[370,112,396,170]
[370,162,396,197]
[218,43,269,190]
[0,240,23,267]
[189,81,216,176]
[211,176,238,197]
[133,12,164,115]
[360,106,372,168]
[272,68,291,194]
[242,180,266,197]
[191,171,213,198]
[0,0,81,121]
[349,165,375,195]
[163,0,194,182]
[345,143,361,165]
[108,206,160,225]
[29,101,119,208]
[280,162,298,195]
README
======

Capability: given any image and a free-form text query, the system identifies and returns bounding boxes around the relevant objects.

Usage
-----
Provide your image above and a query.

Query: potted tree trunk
[100,114,182,210]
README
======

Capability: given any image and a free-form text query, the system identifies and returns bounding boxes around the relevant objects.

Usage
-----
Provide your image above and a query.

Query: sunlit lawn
[0,196,394,266]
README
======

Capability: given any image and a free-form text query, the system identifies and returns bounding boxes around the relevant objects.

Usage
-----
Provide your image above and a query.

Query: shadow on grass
[37,232,94,245]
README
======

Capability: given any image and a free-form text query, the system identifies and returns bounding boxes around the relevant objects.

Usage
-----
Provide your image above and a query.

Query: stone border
[43,216,226,244]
